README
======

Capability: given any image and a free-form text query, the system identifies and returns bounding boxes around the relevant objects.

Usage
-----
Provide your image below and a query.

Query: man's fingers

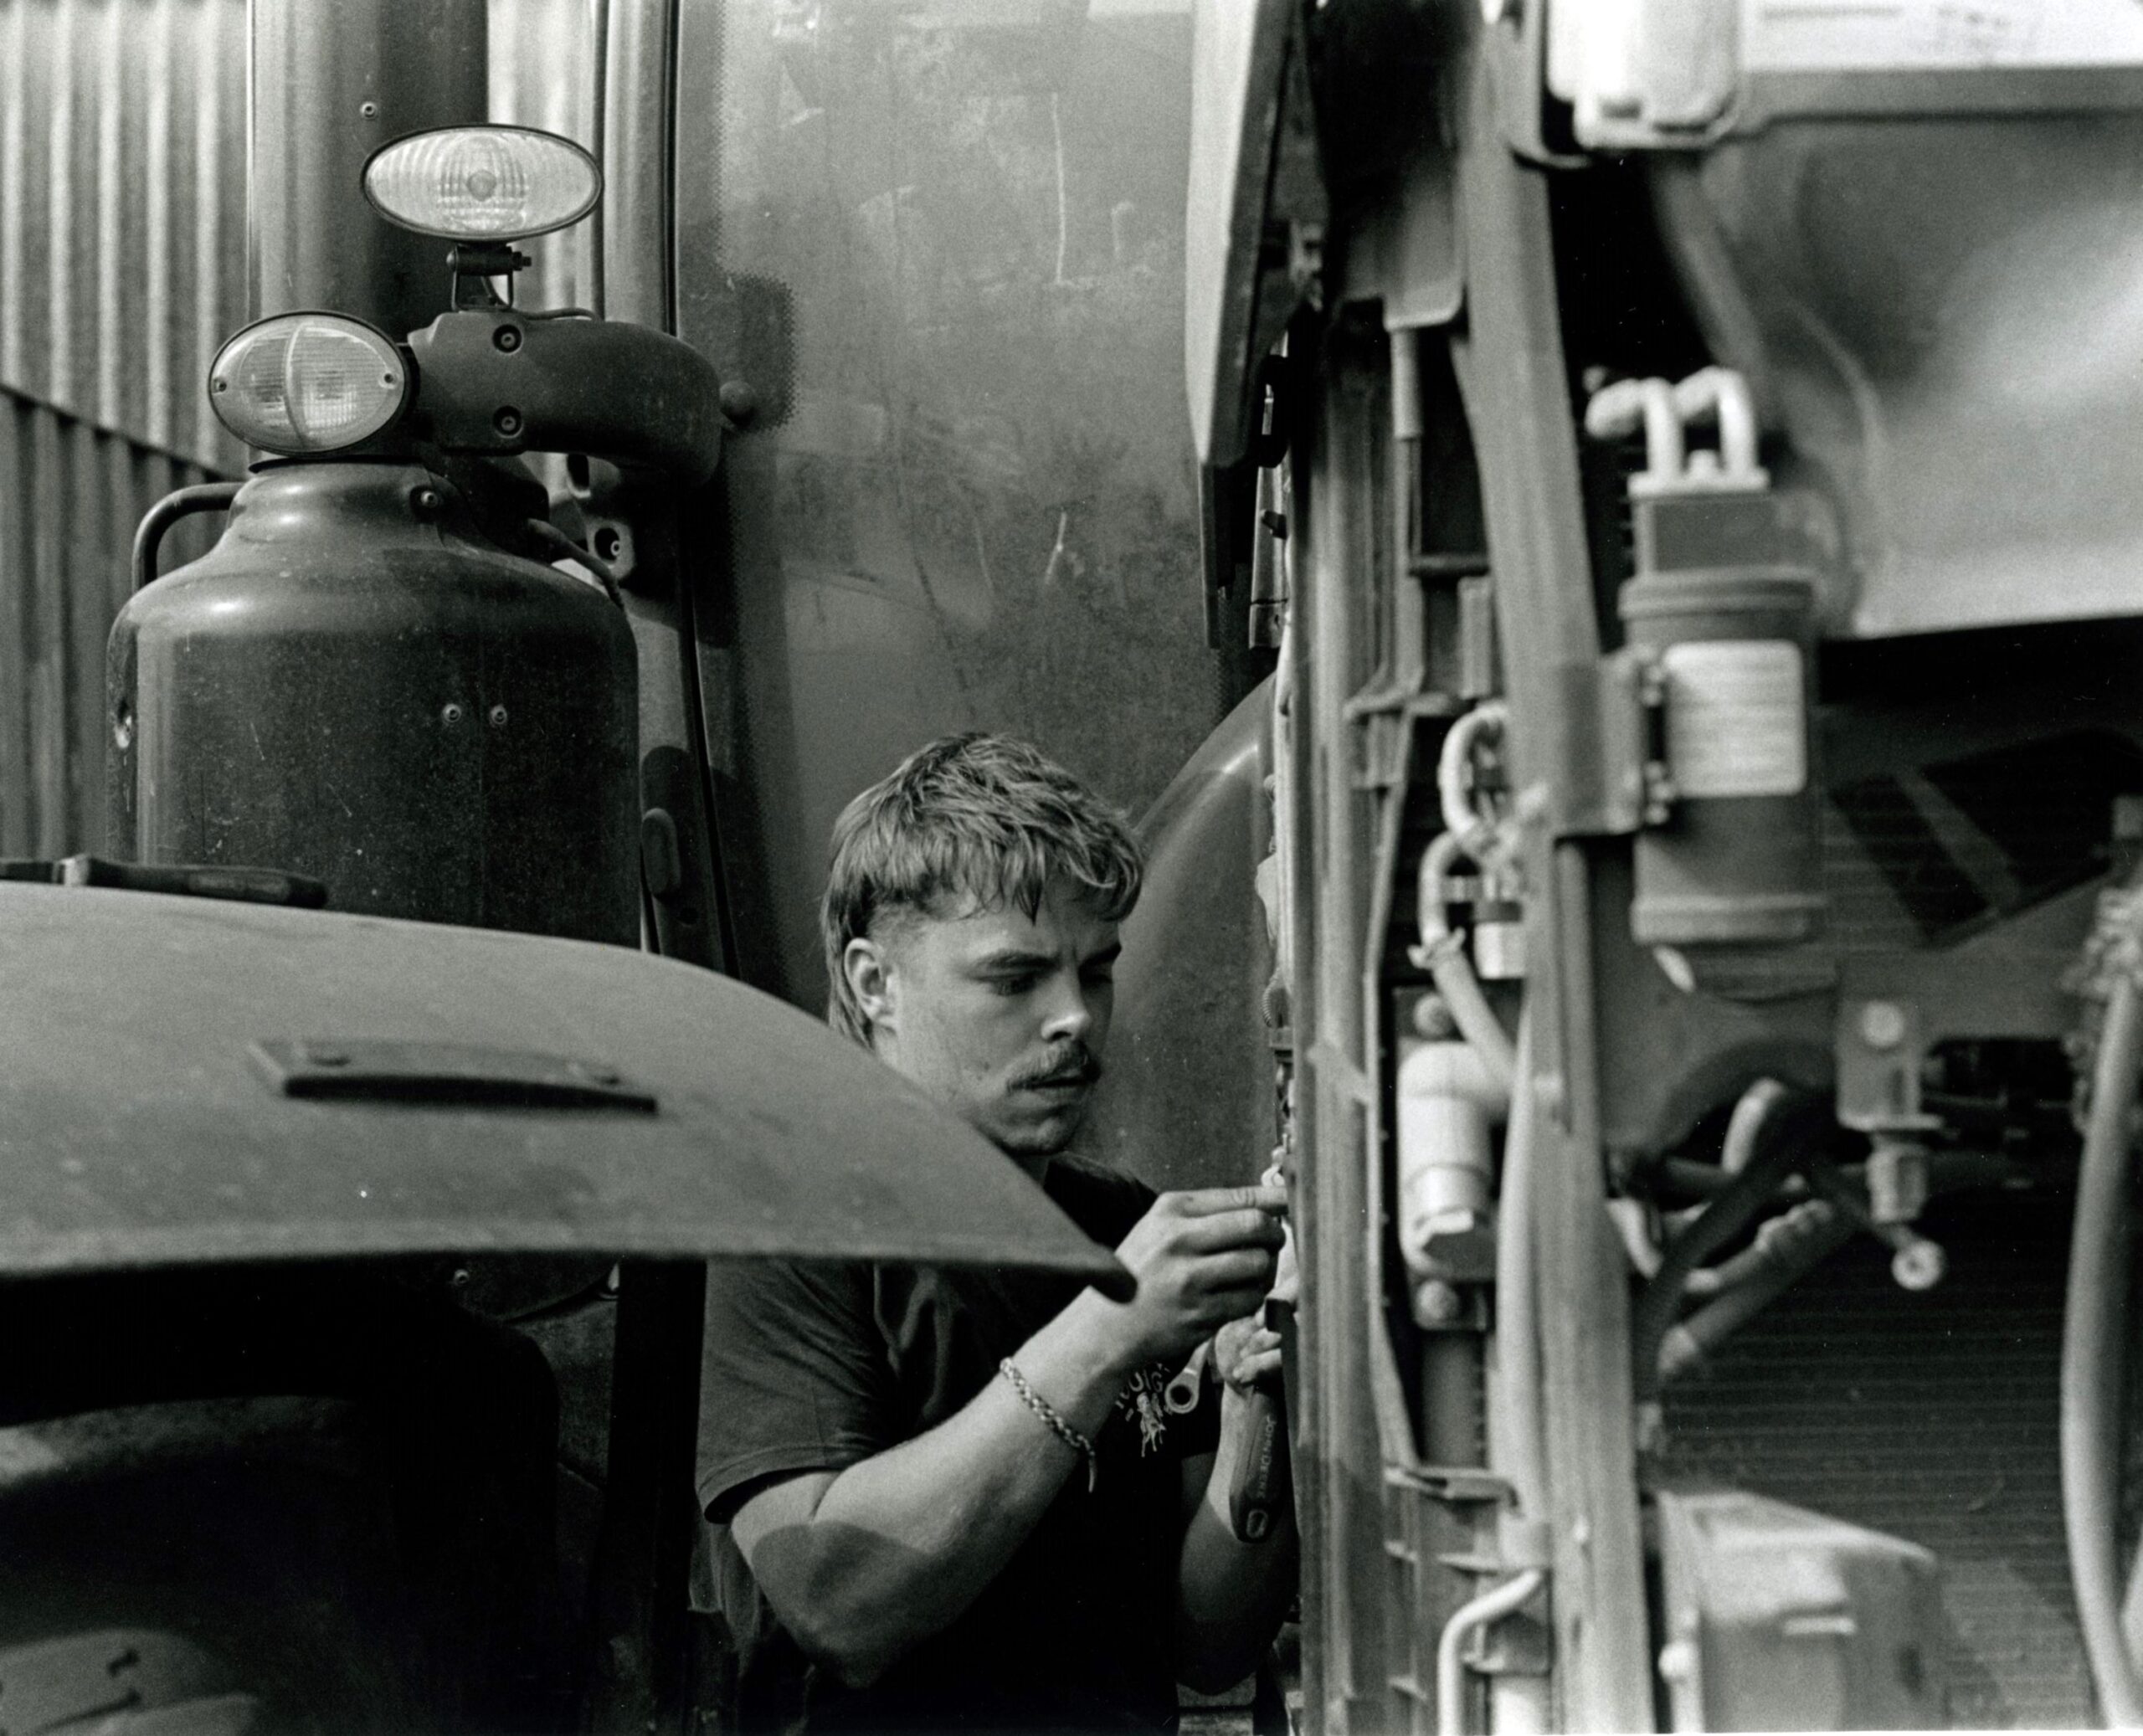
[1172,1184,1289,1219]
[1191,1247,1278,1292]
[1177,1209,1287,1254]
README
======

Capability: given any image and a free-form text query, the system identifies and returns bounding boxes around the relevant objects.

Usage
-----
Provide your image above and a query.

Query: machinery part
[1621,567,1823,948]
[209,313,411,455]
[1411,833,1517,1093]
[2061,891,2143,1727]
[1653,1489,1945,1731]
[131,485,241,592]
[1490,1012,1548,1520]
[1632,1081,1825,1428]
[106,462,638,942]
[1396,1025,1506,1295]
[1436,1569,1546,1736]
[1807,1160,1947,1295]
[522,515,624,606]
[404,311,726,484]
[0,881,1133,1293]
[1657,1206,1855,1384]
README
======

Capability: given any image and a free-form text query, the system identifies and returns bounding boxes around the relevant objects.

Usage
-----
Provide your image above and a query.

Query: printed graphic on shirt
[1117,1364,1173,1455]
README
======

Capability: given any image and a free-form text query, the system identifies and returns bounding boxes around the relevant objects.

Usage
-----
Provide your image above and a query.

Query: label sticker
[1661,639,1806,799]
[1745,0,2143,72]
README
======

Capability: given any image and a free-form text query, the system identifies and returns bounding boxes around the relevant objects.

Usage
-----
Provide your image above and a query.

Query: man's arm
[1174,1319,1298,1692]
[729,1187,1287,1687]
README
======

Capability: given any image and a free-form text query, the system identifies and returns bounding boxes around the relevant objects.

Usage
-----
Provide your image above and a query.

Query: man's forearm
[737,1289,1131,1684]
[1174,1386,1299,1693]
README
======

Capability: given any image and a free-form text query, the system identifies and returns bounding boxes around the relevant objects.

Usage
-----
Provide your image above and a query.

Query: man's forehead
[917,883,1118,955]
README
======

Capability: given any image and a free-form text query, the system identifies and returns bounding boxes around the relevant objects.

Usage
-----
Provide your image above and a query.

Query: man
[696,733,1297,1733]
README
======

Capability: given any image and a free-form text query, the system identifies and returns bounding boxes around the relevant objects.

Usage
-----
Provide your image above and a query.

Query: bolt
[212,378,229,393]
[1858,1000,1909,1050]
[1413,1279,1463,1328]
[410,485,443,520]
[494,406,523,437]
[1890,1239,1946,1292]
[450,1266,472,1288]
[493,325,522,353]
[718,379,762,426]
[441,702,465,726]
[488,703,509,728]
[359,100,378,119]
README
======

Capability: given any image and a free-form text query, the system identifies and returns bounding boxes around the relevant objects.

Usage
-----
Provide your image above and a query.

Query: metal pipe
[1657,1210,1853,1384]
[2063,953,2143,1729]
[249,0,487,336]
[1437,1569,1546,1736]
[1490,1012,1547,1518]
[1412,833,1516,1093]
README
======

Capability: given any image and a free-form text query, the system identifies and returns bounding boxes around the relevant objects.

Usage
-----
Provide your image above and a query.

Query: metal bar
[1446,19,1653,1730]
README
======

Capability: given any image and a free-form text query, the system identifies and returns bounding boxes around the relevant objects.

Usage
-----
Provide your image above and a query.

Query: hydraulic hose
[1630,1081,1817,1418]
[1411,832,1517,1093]
[2063,957,2143,1729]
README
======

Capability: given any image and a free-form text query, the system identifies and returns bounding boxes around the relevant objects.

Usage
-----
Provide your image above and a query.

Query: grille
[1656,1195,2093,1728]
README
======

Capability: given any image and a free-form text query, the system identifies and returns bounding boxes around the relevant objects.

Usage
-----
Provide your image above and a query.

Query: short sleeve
[696,1255,897,1523]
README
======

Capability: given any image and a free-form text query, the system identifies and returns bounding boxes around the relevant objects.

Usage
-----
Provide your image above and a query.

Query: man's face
[851,879,1121,1168]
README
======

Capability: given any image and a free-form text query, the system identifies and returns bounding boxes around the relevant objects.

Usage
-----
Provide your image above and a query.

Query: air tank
[106,461,638,944]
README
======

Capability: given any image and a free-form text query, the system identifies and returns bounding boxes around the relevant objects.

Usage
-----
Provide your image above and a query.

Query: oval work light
[208,312,410,455]
[362,126,603,241]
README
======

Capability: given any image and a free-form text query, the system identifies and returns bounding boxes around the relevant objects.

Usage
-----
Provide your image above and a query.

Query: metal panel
[0,881,1132,1290]
[0,0,247,471]
[0,392,219,855]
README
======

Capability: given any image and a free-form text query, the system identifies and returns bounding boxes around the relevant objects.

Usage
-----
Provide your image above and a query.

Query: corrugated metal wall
[0,0,595,855]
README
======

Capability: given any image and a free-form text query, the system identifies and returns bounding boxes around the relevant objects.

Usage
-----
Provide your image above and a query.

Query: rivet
[493,325,523,353]
[488,703,509,728]
[359,100,378,118]
[494,406,523,436]
[441,701,465,726]
[410,485,443,520]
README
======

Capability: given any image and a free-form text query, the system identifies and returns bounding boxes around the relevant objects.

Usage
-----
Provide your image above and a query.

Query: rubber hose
[1629,1081,1817,1413]
[2063,967,2143,1729]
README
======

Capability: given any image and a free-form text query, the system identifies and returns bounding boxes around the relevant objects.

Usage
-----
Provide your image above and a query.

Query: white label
[1745,0,2143,72]
[1661,639,1806,799]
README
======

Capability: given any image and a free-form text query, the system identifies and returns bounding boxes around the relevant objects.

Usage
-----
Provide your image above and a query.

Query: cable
[1411,832,1516,1093]
[2063,952,2143,1728]
[522,516,624,608]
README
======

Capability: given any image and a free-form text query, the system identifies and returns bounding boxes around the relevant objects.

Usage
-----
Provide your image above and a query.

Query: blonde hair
[821,734,1143,1043]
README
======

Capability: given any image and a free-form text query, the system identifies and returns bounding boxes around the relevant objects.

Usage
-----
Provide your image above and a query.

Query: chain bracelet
[998,1358,1097,1493]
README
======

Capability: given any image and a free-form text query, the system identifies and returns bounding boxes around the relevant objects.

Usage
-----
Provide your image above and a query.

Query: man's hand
[1084,1186,1287,1377]
[1212,1313,1284,1394]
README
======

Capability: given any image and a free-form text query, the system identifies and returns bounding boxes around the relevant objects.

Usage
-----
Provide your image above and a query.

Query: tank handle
[132,483,242,592]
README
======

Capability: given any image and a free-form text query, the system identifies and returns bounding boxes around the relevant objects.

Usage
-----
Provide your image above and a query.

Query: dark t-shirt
[694,1158,1219,1735]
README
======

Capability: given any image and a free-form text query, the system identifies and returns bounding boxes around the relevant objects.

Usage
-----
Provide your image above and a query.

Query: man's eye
[989,974,1036,997]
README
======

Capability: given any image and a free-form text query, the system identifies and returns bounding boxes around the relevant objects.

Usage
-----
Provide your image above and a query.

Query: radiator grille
[1656,1196,2094,1728]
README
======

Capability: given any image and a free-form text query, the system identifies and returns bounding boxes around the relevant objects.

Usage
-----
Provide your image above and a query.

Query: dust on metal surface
[0,882,1132,1292]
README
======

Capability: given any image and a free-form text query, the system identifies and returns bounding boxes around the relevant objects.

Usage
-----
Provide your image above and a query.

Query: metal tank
[106,460,639,942]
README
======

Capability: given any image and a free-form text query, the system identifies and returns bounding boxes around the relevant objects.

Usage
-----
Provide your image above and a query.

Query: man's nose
[1039,971,1097,1044]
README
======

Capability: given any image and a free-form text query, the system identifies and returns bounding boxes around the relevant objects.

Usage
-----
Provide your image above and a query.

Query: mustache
[1011,1046,1102,1090]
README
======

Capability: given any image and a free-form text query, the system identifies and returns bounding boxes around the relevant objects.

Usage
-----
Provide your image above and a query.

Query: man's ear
[843,937,897,1035]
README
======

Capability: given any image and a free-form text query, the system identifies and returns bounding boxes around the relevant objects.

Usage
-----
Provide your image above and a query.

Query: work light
[362,126,603,241]
[208,312,410,455]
